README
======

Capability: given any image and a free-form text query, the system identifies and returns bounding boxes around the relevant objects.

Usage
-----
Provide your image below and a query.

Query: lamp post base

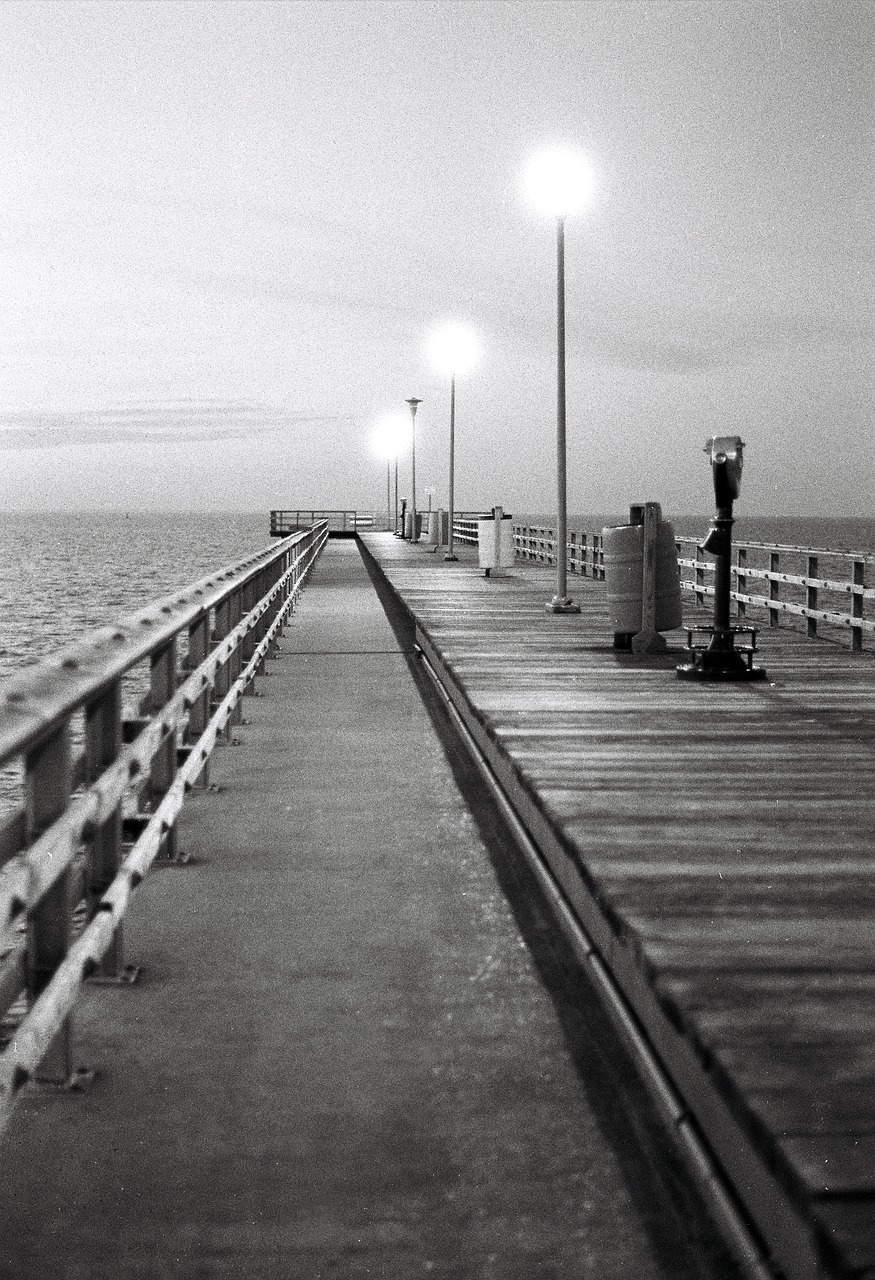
[546,596,580,615]
[444,553,458,562]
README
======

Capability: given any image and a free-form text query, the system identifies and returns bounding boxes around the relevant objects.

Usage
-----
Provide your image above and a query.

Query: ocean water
[0,511,269,683]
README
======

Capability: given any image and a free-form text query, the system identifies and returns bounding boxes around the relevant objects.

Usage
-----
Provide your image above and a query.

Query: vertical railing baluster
[736,547,747,621]
[807,555,818,638]
[25,722,75,1083]
[213,596,233,739]
[251,569,267,676]
[695,543,705,607]
[853,560,864,653]
[769,551,780,628]
[149,637,178,861]
[85,682,127,979]
[186,613,211,786]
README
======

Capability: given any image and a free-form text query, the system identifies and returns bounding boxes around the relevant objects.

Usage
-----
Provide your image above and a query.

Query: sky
[1,0,872,515]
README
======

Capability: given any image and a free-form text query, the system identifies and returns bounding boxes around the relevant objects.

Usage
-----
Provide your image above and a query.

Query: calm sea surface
[0,511,268,683]
[3,510,875,684]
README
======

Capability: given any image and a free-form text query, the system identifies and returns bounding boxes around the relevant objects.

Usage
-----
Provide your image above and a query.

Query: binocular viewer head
[704,435,745,505]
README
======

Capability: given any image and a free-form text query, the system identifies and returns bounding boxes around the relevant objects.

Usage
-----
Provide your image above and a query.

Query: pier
[0,523,873,1279]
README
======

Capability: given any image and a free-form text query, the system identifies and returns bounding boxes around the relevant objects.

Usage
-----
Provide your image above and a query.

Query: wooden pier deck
[360,532,875,1280]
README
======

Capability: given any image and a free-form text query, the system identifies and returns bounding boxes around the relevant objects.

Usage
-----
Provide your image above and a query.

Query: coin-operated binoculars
[677,436,767,682]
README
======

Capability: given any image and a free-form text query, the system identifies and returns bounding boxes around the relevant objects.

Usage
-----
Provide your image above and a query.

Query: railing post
[807,555,818,639]
[229,587,244,725]
[252,568,270,676]
[186,614,211,786]
[736,547,747,621]
[769,551,780,628]
[85,681,128,980]
[695,542,705,606]
[853,559,864,652]
[212,596,233,739]
[149,637,179,861]
[25,722,76,1083]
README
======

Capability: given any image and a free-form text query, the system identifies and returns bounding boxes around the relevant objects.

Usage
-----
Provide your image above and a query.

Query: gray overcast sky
[1,0,872,514]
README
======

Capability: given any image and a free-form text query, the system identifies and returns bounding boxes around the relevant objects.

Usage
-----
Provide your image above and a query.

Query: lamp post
[406,397,422,542]
[428,321,480,562]
[523,144,596,614]
[373,414,408,534]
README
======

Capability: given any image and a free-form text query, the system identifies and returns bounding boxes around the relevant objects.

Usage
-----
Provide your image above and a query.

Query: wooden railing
[0,522,328,1129]
[506,521,875,651]
[512,524,606,579]
[451,512,493,547]
[270,510,375,535]
[676,536,875,652]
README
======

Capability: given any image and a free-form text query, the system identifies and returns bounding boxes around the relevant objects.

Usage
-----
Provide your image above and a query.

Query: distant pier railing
[0,522,328,1129]
[512,523,606,579]
[450,513,494,547]
[271,510,376,536]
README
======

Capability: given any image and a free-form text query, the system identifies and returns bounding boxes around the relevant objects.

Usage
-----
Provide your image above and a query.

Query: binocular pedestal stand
[676,505,767,683]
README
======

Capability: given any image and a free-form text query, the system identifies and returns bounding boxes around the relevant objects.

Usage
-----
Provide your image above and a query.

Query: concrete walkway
[0,541,740,1279]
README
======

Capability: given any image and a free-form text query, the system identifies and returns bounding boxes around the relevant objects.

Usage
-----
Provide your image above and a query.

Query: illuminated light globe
[427,321,480,377]
[523,145,597,218]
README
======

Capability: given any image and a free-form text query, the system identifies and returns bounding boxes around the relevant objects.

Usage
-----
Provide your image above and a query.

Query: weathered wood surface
[361,533,875,1280]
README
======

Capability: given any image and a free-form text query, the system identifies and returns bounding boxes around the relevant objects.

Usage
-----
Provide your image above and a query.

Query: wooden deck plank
[361,535,875,1280]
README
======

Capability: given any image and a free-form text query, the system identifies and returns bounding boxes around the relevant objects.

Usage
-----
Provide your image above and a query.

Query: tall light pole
[406,397,422,542]
[524,144,596,614]
[372,413,408,534]
[428,321,480,562]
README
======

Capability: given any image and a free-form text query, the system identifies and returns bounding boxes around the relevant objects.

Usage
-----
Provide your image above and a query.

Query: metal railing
[270,510,375,536]
[0,522,328,1129]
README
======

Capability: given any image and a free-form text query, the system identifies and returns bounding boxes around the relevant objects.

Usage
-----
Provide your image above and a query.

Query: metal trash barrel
[603,505,682,645]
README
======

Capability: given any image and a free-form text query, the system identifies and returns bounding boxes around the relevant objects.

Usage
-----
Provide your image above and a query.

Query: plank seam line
[414,641,779,1280]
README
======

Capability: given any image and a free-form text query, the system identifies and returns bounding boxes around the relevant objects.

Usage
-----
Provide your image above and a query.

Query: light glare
[427,321,480,376]
[372,413,409,460]
[523,145,596,218]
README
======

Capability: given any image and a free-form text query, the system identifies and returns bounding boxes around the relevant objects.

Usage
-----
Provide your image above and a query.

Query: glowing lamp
[523,145,596,219]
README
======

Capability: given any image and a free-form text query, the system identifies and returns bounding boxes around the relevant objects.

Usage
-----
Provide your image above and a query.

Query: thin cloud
[0,401,355,451]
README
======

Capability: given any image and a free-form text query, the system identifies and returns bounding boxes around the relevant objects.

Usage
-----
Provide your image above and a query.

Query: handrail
[451,513,491,547]
[675,534,872,650]
[270,509,375,535]
[509,520,872,651]
[0,521,329,1128]
[512,523,606,579]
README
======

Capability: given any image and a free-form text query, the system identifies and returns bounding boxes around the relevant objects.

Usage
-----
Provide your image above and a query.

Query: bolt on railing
[0,522,328,1129]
